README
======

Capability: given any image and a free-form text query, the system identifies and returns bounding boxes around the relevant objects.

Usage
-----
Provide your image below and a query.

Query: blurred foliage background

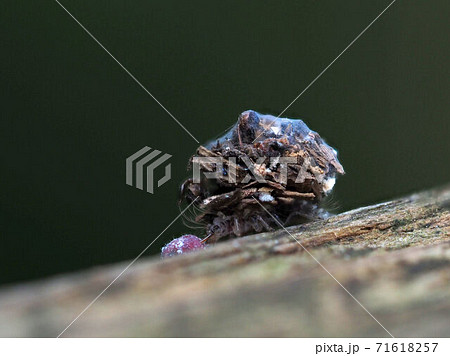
[1,0,449,284]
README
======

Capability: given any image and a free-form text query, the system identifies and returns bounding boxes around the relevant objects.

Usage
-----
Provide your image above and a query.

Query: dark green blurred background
[1,0,449,285]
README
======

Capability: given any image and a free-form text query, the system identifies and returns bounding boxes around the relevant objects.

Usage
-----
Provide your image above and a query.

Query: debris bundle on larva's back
[179,110,344,243]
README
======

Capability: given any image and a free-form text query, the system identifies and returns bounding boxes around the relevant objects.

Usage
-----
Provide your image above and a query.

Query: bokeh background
[1,0,449,285]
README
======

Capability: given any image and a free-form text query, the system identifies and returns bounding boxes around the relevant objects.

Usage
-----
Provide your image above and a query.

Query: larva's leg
[249,215,263,232]
[257,214,273,231]
[232,217,243,236]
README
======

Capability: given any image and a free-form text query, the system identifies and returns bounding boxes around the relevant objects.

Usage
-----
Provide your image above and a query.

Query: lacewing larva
[179,110,344,243]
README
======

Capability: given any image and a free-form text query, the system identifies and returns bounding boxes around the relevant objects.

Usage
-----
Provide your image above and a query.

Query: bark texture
[0,185,449,337]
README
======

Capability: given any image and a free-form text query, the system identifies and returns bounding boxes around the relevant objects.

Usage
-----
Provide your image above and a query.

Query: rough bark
[0,185,449,337]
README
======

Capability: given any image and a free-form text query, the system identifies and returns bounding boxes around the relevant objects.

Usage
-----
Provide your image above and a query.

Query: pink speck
[161,234,204,258]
